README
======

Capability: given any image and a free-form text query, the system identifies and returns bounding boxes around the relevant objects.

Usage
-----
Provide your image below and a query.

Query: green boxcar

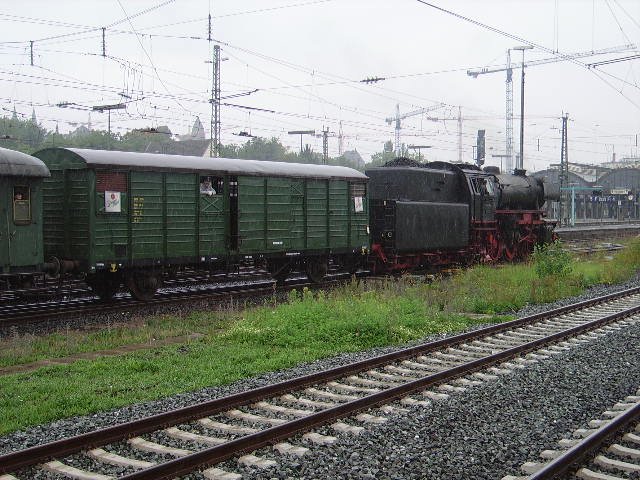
[0,147,50,284]
[34,148,369,300]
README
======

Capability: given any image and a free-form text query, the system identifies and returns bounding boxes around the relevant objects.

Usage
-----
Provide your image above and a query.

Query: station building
[534,157,640,223]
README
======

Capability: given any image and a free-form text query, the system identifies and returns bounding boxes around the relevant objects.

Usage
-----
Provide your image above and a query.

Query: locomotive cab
[465,172,498,224]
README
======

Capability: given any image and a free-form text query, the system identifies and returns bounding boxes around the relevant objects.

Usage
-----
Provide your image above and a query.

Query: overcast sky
[1,0,639,171]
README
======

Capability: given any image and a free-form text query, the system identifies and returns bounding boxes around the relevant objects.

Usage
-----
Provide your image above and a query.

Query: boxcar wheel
[340,255,360,275]
[266,259,291,285]
[127,272,161,301]
[305,258,328,283]
[86,273,120,301]
[19,276,34,289]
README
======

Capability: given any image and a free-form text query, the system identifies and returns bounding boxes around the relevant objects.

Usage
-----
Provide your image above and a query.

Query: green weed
[532,241,572,278]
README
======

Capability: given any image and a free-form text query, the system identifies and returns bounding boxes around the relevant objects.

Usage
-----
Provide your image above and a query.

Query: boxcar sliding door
[130,172,164,262]
[0,178,9,272]
[198,175,227,257]
[166,173,197,261]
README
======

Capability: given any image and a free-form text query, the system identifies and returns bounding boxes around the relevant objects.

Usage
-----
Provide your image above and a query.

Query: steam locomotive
[366,159,558,273]
[1,147,557,300]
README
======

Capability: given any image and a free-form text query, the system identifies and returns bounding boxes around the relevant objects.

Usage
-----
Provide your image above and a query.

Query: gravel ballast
[1,278,640,479]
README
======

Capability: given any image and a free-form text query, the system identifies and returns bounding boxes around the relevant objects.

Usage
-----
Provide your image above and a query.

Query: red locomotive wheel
[485,234,501,262]
[503,244,516,261]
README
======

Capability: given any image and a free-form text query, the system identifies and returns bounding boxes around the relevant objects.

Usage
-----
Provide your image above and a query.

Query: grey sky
[1,0,639,171]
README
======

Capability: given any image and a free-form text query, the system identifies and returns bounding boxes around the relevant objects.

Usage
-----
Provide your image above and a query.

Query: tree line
[0,115,421,171]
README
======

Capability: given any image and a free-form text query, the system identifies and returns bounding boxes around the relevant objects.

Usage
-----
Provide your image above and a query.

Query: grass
[0,311,233,368]
[0,288,501,434]
[2,238,640,435]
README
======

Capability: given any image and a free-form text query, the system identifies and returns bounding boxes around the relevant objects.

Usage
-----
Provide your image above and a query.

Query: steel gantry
[385,103,444,157]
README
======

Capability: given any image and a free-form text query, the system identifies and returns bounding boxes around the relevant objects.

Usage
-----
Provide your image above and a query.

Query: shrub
[531,240,572,278]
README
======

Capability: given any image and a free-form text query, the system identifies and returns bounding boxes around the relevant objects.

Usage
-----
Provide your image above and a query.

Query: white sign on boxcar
[105,191,121,213]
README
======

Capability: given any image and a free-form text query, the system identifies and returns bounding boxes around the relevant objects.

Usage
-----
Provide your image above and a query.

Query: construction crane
[385,103,444,156]
[467,44,636,173]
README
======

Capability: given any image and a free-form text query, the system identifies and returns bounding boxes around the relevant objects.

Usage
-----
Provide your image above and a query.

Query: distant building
[545,162,611,183]
[154,125,172,136]
[70,114,94,137]
[162,117,210,156]
[70,125,91,137]
[534,160,640,223]
[602,156,640,169]
[178,117,205,141]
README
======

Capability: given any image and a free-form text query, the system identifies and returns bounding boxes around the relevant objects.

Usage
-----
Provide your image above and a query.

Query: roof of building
[0,147,50,177]
[602,157,640,169]
[35,147,368,180]
[545,163,611,183]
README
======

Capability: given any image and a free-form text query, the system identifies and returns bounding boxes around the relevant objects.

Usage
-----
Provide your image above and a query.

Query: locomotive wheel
[266,259,291,285]
[86,273,120,301]
[391,268,407,279]
[513,233,530,260]
[519,238,535,260]
[485,234,501,262]
[305,257,328,283]
[126,272,161,301]
[503,245,516,261]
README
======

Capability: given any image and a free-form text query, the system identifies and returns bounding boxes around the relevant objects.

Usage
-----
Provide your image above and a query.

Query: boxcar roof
[38,147,368,180]
[0,147,50,177]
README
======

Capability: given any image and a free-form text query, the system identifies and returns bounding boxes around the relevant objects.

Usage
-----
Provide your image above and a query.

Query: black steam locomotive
[366,159,558,274]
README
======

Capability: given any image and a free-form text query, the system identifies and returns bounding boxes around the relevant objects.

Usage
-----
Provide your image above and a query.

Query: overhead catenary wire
[604,0,635,46]
[0,1,333,47]
[1,1,637,168]
[414,0,640,110]
[2,13,631,118]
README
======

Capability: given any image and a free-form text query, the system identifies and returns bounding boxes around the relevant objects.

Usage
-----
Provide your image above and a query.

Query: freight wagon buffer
[34,148,369,300]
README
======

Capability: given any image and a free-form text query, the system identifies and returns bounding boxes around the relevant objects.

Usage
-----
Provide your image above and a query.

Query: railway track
[0,267,274,308]
[2,287,640,479]
[504,388,640,480]
[555,223,640,242]
[0,236,628,332]
[0,273,352,333]
[563,240,625,256]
